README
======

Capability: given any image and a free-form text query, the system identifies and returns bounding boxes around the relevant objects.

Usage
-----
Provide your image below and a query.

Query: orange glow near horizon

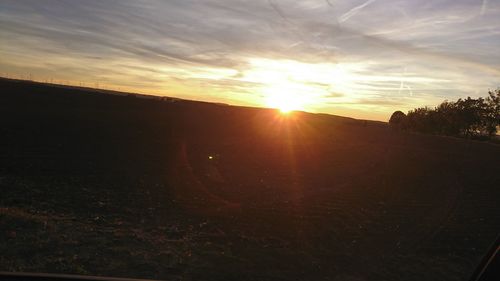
[0,57,423,122]
[245,58,358,114]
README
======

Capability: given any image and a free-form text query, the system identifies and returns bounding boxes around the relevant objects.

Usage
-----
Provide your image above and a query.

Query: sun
[243,58,353,114]
[264,83,309,114]
[266,92,302,113]
[278,106,293,114]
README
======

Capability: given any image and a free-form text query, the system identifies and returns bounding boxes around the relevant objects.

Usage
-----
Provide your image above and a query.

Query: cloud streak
[339,0,377,23]
[0,0,498,121]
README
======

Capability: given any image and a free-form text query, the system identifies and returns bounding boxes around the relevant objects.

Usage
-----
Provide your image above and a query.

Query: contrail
[339,0,377,23]
[405,84,413,96]
[267,0,332,58]
[398,67,413,97]
[398,67,406,95]
[268,0,288,22]
[480,0,488,16]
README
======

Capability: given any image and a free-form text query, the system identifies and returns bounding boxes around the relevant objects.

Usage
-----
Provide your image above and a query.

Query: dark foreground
[1,78,499,281]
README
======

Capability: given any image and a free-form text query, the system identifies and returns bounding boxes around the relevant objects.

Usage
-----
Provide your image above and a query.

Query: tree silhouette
[485,89,500,136]
[394,89,500,140]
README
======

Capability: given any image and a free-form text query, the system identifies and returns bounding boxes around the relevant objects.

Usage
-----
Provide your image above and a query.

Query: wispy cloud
[339,0,377,23]
[0,0,498,121]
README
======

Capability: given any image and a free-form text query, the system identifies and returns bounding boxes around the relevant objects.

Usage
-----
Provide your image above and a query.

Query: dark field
[1,78,499,281]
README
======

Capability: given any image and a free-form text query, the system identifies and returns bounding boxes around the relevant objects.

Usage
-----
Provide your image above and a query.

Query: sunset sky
[1,0,499,121]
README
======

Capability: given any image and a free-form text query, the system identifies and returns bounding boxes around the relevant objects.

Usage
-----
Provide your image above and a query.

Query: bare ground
[1,79,499,281]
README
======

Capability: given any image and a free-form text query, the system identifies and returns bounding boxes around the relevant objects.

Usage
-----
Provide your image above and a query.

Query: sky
[1,0,499,121]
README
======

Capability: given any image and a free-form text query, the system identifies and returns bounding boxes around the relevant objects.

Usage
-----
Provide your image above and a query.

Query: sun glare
[279,107,293,114]
[241,58,361,113]
[264,83,308,113]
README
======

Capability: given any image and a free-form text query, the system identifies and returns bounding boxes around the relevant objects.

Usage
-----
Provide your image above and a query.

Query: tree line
[389,89,500,139]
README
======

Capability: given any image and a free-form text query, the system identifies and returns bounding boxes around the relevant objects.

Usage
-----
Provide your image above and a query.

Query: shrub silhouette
[389,111,407,130]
